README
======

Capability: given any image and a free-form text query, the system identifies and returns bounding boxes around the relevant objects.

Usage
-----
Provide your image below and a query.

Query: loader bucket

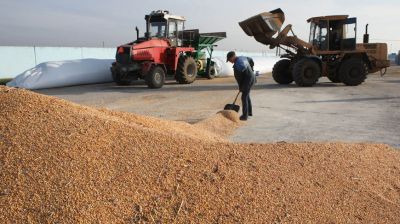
[239,8,285,46]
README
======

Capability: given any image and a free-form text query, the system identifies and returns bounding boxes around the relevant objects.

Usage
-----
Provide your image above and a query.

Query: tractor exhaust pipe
[135,26,139,40]
[145,15,151,39]
[363,24,369,44]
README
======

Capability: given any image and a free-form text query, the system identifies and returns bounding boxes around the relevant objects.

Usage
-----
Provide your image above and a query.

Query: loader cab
[145,10,186,47]
[308,15,357,52]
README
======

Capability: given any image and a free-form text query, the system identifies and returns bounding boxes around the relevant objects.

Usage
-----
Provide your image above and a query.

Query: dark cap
[226,51,236,62]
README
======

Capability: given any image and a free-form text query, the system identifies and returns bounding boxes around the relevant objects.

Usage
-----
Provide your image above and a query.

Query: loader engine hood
[239,8,285,46]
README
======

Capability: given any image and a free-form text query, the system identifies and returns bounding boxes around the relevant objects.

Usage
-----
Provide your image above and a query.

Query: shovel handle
[233,91,241,104]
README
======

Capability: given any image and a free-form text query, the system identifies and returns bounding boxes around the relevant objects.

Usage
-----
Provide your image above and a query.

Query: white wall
[0,46,115,78]
[0,46,273,79]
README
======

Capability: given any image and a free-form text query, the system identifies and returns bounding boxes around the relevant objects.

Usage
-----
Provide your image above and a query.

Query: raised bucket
[239,8,285,46]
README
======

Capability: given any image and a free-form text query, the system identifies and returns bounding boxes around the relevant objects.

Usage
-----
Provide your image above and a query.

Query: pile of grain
[1,86,399,223]
[194,110,242,138]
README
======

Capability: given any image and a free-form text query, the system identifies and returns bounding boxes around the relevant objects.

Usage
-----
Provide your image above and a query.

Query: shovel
[224,91,241,112]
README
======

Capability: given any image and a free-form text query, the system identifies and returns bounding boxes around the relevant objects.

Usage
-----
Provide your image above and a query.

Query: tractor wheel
[327,67,341,83]
[112,71,131,86]
[339,58,367,86]
[206,65,216,79]
[196,60,204,71]
[292,58,320,87]
[145,66,165,89]
[327,72,341,83]
[272,59,293,84]
[175,56,198,84]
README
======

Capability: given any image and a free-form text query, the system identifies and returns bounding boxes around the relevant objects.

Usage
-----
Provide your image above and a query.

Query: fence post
[33,46,37,66]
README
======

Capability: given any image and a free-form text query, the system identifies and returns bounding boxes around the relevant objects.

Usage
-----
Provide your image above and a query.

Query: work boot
[249,113,253,117]
[240,115,248,121]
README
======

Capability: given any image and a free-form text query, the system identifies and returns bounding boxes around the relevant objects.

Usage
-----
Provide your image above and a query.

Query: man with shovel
[226,51,255,121]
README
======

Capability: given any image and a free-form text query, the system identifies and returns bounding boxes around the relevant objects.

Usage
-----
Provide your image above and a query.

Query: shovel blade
[224,104,240,113]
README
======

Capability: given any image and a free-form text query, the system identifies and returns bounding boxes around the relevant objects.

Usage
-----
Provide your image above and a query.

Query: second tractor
[240,8,390,87]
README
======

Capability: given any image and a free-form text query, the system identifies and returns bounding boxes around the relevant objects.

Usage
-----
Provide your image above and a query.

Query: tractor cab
[145,10,186,47]
[308,15,357,52]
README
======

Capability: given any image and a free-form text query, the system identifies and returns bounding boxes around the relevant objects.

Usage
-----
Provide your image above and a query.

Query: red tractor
[111,10,226,88]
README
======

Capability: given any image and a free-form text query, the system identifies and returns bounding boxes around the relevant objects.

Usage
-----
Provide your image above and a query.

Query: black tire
[339,58,367,86]
[175,56,197,84]
[112,71,131,85]
[206,65,216,79]
[293,58,321,87]
[272,59,293,84]
[145,66,165,89]
[327,71,341,83]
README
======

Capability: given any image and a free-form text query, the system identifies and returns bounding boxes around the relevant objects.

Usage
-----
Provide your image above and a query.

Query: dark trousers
[241,88,252,118]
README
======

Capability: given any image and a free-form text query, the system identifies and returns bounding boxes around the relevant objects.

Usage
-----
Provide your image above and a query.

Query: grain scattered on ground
[194,110,242,138]
[1,86,399,223]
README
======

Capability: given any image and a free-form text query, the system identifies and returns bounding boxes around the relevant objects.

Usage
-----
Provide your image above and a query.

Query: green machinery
[183,30,227,79]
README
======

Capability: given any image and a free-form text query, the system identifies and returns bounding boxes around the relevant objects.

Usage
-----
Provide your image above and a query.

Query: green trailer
[183,30,227,79]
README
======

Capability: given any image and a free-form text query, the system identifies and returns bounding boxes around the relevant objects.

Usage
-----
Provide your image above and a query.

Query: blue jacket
[233,56,255,92]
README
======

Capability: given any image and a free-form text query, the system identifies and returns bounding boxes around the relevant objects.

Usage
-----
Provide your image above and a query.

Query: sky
[0,0,399,53]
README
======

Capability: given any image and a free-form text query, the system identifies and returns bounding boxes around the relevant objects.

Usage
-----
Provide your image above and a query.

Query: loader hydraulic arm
[271,25,313,53]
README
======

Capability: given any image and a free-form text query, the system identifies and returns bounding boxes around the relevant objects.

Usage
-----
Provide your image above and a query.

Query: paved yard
[37,66,400,147]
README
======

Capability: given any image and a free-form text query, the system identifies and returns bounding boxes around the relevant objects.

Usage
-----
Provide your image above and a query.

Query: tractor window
[341,17,357,50]
[329,21,344,51]
[168,21,178,46]
[168,21,177,38]
[310,21,328,50]
[177,21,184,31]
[344,23,356,39]
[177,21,184,46]
[316,20,328,50]
[150,22,166,38]
[309,23,316,43]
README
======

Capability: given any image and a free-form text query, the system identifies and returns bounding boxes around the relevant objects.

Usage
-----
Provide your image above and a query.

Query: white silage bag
[7,59,114,90]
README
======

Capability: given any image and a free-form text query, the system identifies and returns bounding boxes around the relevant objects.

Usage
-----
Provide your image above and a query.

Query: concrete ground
[36,66,400,147]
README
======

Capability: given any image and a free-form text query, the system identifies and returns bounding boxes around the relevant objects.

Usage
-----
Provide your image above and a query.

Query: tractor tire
[272,59,293,84]
[327,73,341,83]
[327,67,341,83]
[145,66,165,89]
[196,60,205,71]
[112,71,131,86]
[292,58,320,87]
[175,56,197,84]
[339,58,367,86]
[206,65,216,79]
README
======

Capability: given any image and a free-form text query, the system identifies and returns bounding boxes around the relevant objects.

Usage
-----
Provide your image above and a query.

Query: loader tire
[145,66,165,89]
[339,58,367,86]
[327,73,341,83]
[293,58,320,87]
[272,59,293,84]
[175,56,197,84]
[327,67,341,83]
